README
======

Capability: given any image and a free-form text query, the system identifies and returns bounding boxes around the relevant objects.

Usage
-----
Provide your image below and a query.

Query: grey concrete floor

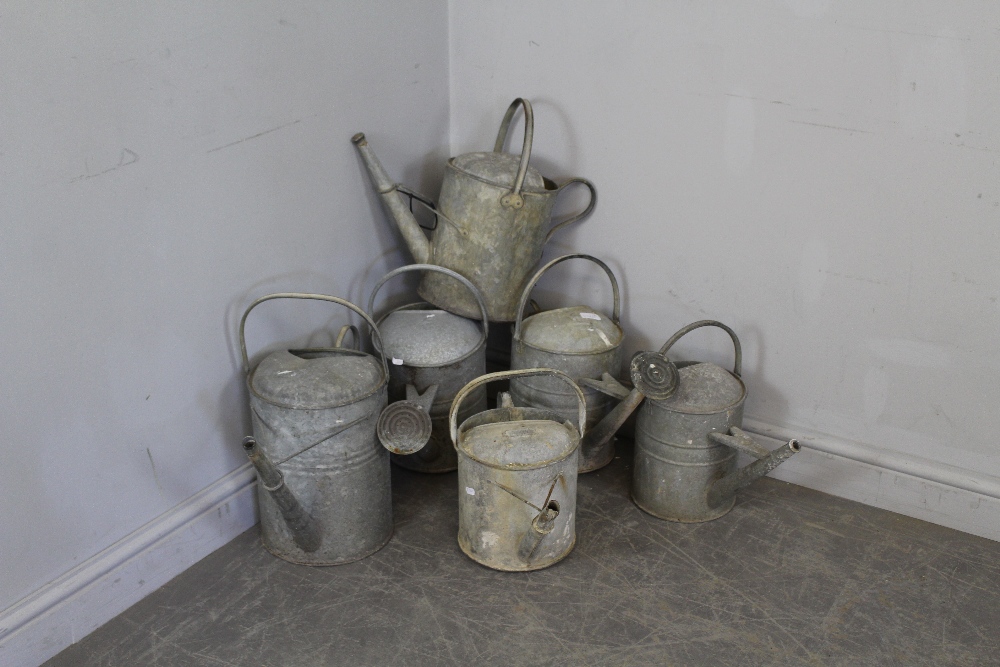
[45,441,1000,666]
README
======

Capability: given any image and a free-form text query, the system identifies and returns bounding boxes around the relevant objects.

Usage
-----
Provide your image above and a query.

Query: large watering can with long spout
[352,97,597,322]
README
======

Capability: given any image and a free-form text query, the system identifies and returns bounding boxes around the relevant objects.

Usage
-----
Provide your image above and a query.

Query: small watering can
[509,254,625,473]
[353,97,597,322]
[450,369,586,571]
[239,293,394,565]
[586,320,800,522]
[368,264,489,473]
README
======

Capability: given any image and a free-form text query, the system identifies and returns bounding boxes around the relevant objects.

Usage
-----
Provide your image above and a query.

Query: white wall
[449,3,1000,487]
[0,1,448,614]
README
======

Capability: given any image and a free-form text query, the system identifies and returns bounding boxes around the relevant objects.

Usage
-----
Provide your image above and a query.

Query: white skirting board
[742,419,1000,544]
[0,463,258,667]
[4,427,1000,667]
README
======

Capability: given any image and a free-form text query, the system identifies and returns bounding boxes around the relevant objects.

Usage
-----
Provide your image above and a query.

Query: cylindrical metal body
[241,294,393,565]
[632,321,749,523]
[369,264,489,472]
[451,370,586,571]
[632,367,746,522]
[509,254,624,472]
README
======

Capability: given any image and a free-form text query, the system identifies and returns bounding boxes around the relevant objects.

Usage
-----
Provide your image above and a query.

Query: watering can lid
[375,307,483,367]
[654,362,745,413]
[250,349,384,409]
[520,306,622,353]
[459,419,577,468]
[451,152,548,192]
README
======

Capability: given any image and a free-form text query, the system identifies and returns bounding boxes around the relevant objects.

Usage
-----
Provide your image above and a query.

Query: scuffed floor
[45,441,1000,666]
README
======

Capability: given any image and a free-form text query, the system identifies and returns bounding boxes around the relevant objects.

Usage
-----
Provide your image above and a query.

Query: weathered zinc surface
[45,443,1000,667]
[353,97,597,322]
[510,253,624,473]
[240,293,392,565]
[369,264,489,473]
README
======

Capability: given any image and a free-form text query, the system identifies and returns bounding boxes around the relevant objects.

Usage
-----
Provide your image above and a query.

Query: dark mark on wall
[207,119,302,154]
[788,120,873,134]
[71,148,140,183]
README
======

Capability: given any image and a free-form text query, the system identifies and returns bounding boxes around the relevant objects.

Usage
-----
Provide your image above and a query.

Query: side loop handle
[239,293,389,381]
[367,264,489,347]
[334,325,359,350]
[545,178,597,242]
[658,320,742,377]
[492,98,534,210]
[513,254,620,342]
[450,369,587,445]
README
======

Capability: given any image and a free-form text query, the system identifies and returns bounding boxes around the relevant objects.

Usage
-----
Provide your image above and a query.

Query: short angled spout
[351,132,431,263]
[243,437,322,553]
[707,432,801,509]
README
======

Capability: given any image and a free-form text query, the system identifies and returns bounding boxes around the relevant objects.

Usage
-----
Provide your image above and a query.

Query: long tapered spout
[707,438,801,509]
[352,133,431,263]
[243,437,322,553]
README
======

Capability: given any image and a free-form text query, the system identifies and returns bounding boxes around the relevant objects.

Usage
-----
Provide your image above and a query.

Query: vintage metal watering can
[239,293,394,565]
[353,97,597,322]
[450,369,586,571]
[509,254,624,473]
[587,320,800,522]
[368,264,489,473]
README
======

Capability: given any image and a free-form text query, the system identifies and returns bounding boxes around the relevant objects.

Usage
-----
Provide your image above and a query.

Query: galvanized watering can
[630,321,800,522]
[239,293,394,565]
[368,264,489,473]
[451,369,586,571]
[510,254,624,473]
[353,97,597,322]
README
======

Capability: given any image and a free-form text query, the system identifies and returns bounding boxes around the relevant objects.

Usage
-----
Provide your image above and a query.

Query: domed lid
[520,306,622,354]
[250,349,384,409]
[459,419,577,468]
[375,305,483,367]
[450,152,549,192]
[654,362,745,413]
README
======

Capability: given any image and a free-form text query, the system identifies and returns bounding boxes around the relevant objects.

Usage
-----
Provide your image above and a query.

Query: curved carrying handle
[450,369,587,445]
[545,178,597,242]
[367,264,489,344]
[335,325,360,350]
[658,320,742,377]
[492,98,534,210]
[239,293,389,380]
[513,254,620,342]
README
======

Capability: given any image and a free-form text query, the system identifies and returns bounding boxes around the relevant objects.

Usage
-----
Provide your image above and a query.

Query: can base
[260,527,393,567]
[457,534,576,572]
[630,494,735,523]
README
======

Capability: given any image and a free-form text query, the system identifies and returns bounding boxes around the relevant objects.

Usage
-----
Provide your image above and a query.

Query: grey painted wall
[448,2,1000,476]
[0,1,448,611]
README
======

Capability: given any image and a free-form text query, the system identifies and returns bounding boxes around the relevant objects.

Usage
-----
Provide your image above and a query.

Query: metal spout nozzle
[352,133,431,263]
[243,437,322,553]
[707,435,801,509]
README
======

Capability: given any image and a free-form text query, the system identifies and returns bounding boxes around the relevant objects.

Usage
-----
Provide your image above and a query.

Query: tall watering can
[632,321,801,522]
[509,254,624,473]
[451,369,586,571]
[353,97,597,322]
[368,264,489,473]
[240,293,394,565]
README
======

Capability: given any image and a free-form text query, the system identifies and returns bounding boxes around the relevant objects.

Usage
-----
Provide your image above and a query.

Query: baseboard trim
[0,463,258,667]
[742,419,1000,543]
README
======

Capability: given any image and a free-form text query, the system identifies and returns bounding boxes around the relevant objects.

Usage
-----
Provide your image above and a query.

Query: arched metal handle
[513,254,621,342]
[450,369,587,445]
[239,293,389,380]
[544,178,597,242]
[367,264,489,345]
[492,98,534,210]
[658,320,742,377]
[335,325,359,350]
